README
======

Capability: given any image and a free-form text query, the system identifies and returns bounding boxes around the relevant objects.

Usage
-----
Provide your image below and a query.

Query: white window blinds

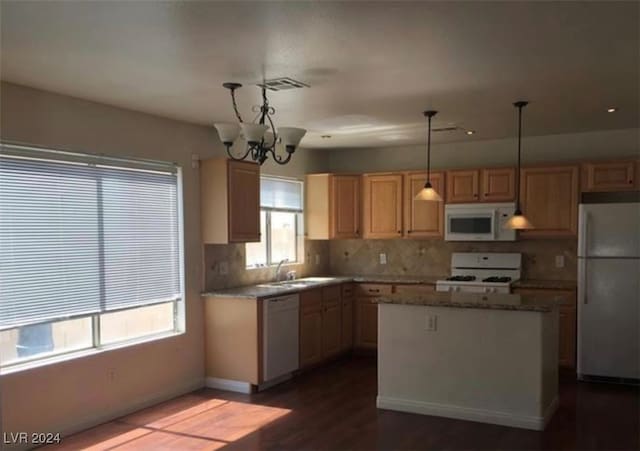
[0,146,182,330]
[260,177,303,210]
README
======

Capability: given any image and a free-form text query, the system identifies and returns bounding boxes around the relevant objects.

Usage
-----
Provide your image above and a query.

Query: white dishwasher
[262,294,299,386]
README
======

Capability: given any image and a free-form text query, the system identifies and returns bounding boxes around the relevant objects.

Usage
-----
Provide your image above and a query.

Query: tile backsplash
[204,237,576,290]
[328,238,577,281]
[204,239,330,291]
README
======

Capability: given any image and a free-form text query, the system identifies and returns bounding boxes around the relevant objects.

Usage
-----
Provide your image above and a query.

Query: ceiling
[1,1,638,149]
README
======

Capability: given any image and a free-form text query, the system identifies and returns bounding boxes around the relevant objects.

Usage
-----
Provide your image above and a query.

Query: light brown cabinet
[513,287,577,368]
[201,158,261,244]
[446,170,479,203]
[404,171,445,238]
[481,168,516,202]
[299,289,323,368]
[362,173,403,239]
[306,174,361,239]
[581,160,636,192]
[519,165,579,237]
[341,284,354,351]
[321,285,342,359]
[354,284,392,349]
[446,168,515,203]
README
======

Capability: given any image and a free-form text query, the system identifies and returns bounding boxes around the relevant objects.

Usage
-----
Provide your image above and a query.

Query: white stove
[436,252,522,294]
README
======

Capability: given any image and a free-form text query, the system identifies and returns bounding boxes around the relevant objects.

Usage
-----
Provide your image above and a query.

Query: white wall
[327,128,640,173]
[0,81,327,445]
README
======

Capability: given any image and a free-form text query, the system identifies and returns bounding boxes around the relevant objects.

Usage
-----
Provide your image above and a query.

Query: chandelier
[213,82,306,165]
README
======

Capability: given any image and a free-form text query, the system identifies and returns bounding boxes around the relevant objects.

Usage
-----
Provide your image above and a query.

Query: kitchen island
[375,292,559,431]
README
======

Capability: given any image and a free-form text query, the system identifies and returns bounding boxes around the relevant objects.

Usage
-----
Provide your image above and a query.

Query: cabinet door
[322,300,342,358]
[341,298,354,351]
[405,172,445,238]
[481,168,515,202]
[520,166,579,237]
[559,306,577,368]
[355,298,378,349]
[446,170,479,203]
[227,160,261,242]
[582,161,635,192]
[331,175,361,239]
[363,174,403,239]
[299,289,323,368]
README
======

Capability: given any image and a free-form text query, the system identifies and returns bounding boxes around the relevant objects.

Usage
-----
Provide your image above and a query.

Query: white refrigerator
[577,202,640,381]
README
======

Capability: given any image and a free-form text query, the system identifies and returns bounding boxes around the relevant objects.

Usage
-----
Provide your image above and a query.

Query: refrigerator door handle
[579,258,588,305]
[581,212,590,305]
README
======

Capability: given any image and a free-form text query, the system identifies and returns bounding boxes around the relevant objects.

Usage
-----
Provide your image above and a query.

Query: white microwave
[444,202,516,241]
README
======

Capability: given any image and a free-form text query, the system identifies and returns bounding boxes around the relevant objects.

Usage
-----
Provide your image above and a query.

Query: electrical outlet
[425,314,438,332]
[219,261,229,275]
[379,253,387,265]
[555,255,565,268]
[315,254,320,265]
[191,153,200,169]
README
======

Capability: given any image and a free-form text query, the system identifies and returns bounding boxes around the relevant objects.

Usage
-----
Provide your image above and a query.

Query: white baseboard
[377,395,558,431]
[205,377,253,394]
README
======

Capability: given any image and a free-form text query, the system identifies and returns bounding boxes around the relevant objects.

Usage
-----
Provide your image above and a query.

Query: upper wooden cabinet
[306,174,361,239]
[581,160,636,192]
[446,169,479,203]
[446,168,515,203]
[201,158,260,244]
[481,168,516,202]
[362,173,403,239]
[404,171,445,238]
[519,165,579,237]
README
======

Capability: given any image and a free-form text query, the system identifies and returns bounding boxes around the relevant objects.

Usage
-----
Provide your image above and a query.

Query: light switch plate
[315,254,320,265]
[555,255,565,268]
[425,314,438,332]
[379,253,387,265]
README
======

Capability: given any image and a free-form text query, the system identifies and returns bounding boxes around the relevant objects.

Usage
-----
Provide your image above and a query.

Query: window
[246,177,303,268]
[0,144,184,369]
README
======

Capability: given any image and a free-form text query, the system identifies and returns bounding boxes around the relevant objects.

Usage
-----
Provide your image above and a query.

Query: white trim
[376,396,559,431]
[205,377,253,394]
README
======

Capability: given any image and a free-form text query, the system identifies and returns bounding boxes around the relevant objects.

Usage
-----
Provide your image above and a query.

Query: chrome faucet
[275,259,289,282]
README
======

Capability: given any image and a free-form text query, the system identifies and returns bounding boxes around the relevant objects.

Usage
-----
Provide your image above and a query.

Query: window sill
[0,330,184,376]
[245,261,302,271]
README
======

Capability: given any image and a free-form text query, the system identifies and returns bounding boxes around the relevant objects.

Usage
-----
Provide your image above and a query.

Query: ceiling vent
[258,77,310,91]
[432,126,460,133]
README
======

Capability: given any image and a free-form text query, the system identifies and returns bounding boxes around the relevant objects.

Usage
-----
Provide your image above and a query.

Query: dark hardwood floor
[44,356,639,450]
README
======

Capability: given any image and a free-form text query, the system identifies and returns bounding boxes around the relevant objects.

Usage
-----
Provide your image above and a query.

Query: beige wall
[0,81,327,445]
[327,128,640,173]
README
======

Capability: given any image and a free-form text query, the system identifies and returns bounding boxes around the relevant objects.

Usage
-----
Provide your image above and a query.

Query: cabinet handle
[407,230,412,234]
[629,180,633,184]
[369,289,380,293]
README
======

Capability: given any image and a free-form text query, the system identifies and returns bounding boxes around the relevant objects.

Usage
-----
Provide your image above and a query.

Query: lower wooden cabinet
[513,287,576,368]
[355,298,378,349]
[321,286,342,358]
[341,285,354,351]
[299,289,323,368]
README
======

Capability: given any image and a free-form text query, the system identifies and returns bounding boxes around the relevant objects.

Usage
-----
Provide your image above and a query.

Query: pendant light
[505,101,534,229]
[415,110,442,201]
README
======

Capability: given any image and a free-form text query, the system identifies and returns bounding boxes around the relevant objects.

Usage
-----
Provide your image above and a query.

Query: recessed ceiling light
[607,107,618,113]
[466,130,475,135]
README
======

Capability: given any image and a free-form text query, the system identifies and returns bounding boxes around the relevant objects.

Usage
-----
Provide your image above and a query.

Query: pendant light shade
[415,182,443,201]
[415,110,442,201]
[505,101,534,230]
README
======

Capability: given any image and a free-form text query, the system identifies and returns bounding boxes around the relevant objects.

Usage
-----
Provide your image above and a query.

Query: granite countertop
[374,292,560,313]
[512,279,577,290]
[350,275,443,285]
[201,276,354,299]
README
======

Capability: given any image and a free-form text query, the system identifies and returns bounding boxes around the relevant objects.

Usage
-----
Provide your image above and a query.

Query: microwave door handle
[492,210,498,239]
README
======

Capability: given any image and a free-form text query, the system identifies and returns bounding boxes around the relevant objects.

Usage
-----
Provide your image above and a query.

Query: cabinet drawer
[300,288,323,313]
[394,284,435,294]
[355,283,393,297]
[342,283,355,298]
[512,288,576,306]
[322,285,342,305]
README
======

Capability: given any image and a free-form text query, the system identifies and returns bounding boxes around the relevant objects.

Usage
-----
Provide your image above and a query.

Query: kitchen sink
[257,277,338,289]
